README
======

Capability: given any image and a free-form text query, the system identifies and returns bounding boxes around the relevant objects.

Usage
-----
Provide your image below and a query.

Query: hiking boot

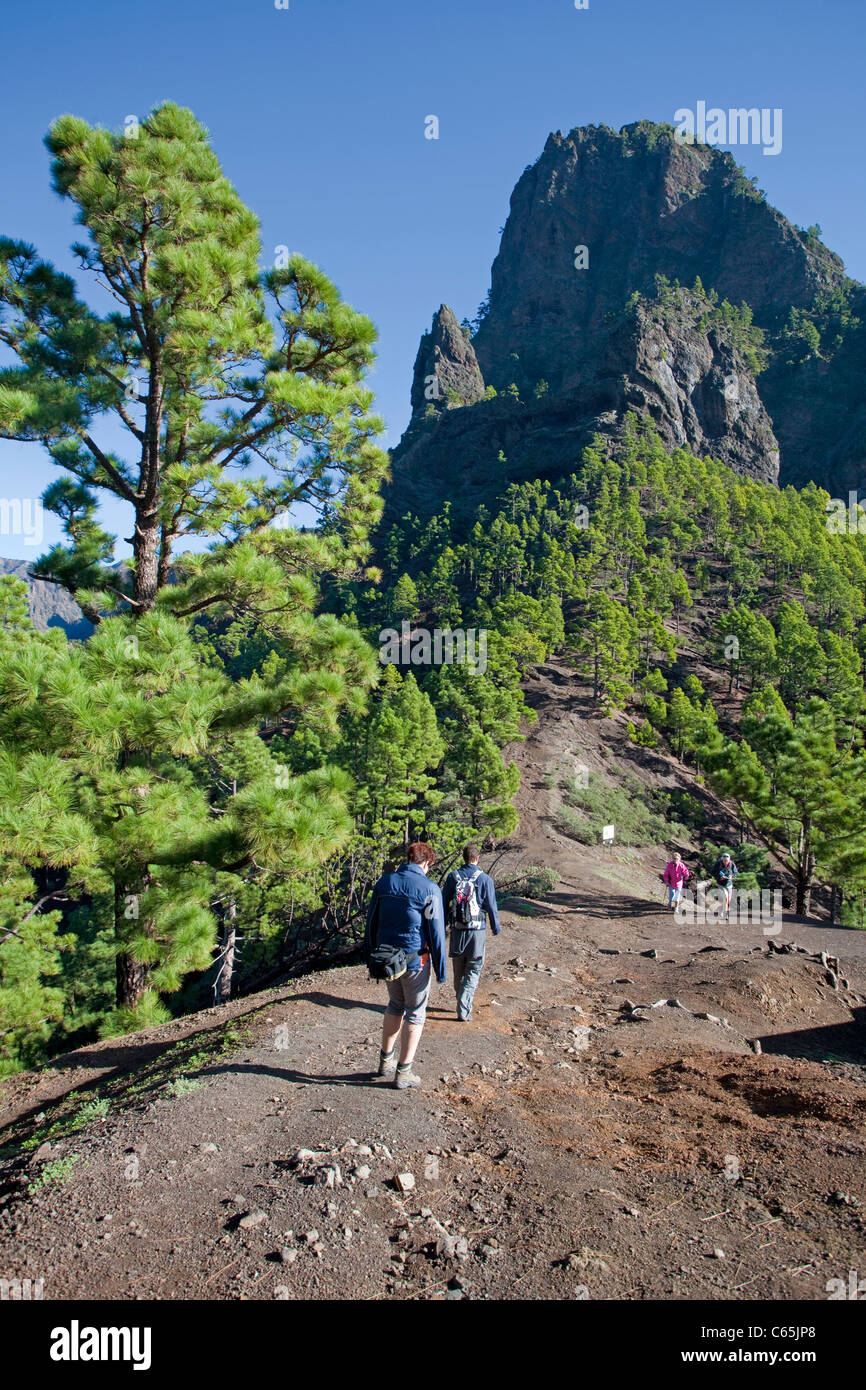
[393,1067,422,1090]
[376,1048,397,1078]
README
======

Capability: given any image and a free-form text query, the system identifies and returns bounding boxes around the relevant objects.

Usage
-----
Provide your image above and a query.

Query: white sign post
[602,824,615,852]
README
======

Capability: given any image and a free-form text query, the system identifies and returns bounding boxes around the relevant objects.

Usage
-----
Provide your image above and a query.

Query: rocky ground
[1,873,864,1302]
[1,661,864,1302]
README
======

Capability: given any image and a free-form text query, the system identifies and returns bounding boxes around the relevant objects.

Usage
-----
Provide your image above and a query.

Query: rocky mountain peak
[409,304,486,418]
[387,121,864,521]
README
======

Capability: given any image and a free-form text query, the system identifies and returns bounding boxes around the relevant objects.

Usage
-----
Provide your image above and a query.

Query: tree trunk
[794,855,815,916]
[215,900,237,1004]
[830,884,841,926]
[132,510,161,611]
[114,877,153,1008]
[116,951,150,1009]
[794,822,816,917]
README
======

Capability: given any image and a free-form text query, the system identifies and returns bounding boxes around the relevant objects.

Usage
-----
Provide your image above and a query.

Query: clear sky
[1,0,864,559]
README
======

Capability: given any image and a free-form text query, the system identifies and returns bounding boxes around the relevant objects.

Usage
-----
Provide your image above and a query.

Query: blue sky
[1,0,863,559]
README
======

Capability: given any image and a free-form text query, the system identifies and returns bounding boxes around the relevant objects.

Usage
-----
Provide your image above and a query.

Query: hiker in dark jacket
[712,852,738,920]
[364,842,446,1090]
[443,844,501,1022]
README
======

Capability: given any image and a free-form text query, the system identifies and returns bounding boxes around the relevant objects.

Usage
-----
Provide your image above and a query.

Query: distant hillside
[0,557,92,639]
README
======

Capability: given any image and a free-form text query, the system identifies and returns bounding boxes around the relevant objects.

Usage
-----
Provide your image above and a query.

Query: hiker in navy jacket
[712,852,738,921]
[365,842,446,1090]
[443,844,501,1022]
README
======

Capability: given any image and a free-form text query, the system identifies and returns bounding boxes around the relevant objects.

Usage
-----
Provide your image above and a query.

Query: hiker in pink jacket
[663,852,690,908]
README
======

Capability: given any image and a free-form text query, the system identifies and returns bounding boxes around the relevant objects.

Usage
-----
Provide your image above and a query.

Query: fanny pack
[368,944,409,981]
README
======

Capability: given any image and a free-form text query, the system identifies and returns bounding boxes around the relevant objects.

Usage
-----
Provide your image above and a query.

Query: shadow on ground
[759,1007,866,1066]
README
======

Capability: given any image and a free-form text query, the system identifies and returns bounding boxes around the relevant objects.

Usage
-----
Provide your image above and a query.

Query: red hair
[407,841,436,866]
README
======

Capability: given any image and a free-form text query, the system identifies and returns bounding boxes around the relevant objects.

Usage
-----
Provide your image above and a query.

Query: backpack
[451,871,483,928]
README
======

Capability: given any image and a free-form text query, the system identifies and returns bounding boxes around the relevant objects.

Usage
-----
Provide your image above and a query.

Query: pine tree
[345,666,445,848]
[0,607,371,1032]
[0,103,386,620]
[705,690,866,915]
[0,104,388,1026]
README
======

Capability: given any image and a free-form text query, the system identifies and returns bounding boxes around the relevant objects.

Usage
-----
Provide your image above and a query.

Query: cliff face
[388,122,864,520]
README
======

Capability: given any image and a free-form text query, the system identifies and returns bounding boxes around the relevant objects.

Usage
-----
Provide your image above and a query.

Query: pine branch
[1,891,71,943]
[81,433,138,503]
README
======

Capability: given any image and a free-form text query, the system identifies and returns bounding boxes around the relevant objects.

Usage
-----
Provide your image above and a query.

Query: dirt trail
[1,868,864,1301]
[1,660,864,1301]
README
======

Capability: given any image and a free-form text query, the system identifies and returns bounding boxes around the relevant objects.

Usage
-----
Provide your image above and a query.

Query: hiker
[443,844,501,1022]
[663,851,690,909]
[712,851,738,920]
[364,841,446,1090]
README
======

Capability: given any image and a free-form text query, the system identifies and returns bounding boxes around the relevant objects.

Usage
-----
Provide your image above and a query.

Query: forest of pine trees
[2,106,866,1076]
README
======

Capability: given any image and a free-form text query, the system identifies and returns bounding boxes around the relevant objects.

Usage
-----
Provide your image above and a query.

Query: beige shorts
[385,960,432,1025]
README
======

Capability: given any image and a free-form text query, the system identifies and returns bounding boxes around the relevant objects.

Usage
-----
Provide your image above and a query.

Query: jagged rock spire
[409,305,486,416]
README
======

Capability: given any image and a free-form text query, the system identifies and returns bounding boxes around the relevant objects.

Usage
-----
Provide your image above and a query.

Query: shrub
[557,773,685,846]
[499,865,560,899]
[166,1077,202,1099]
[664,788,707,830]
[627,719,660,748]
[28,1154,80,1194]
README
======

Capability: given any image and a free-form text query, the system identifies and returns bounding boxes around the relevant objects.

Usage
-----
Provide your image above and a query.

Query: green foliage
[627,718,660,748]
[704,692,866,914]
[781,284,861,364]
[0,103,387,620]
[0,102,390,1068]
[698,841,770,893]
[557,772,685,847]
[665,788,707,831]
[498,865,560,898]
[708,299,768,375]
[165,1076,202,1098]
[471,290,491,335]
[28,1153,80,1194]
[731,172,764,201]
[0,575,31,629]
